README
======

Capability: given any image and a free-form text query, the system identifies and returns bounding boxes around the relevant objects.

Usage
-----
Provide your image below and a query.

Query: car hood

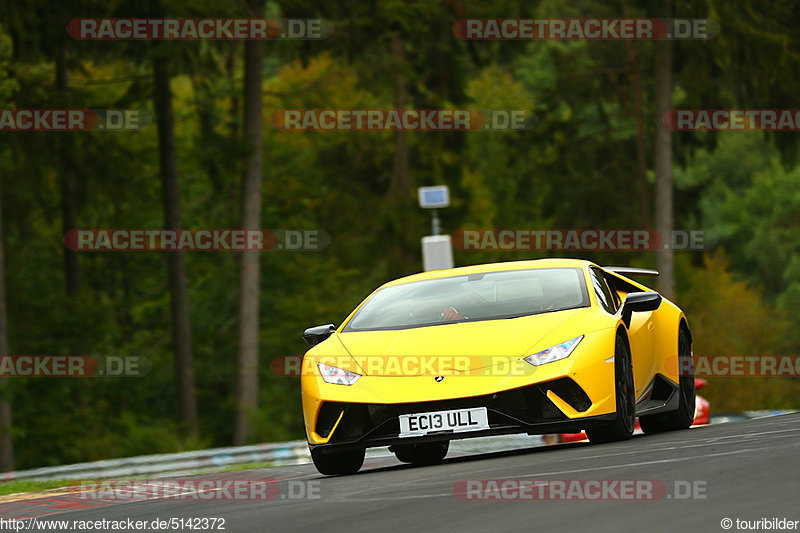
[337,307,592,376]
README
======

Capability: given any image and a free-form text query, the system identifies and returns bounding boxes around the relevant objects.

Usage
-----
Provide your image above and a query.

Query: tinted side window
[590,267,618,314]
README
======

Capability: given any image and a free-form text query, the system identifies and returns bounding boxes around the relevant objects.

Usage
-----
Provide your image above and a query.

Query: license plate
[398,407,489,438]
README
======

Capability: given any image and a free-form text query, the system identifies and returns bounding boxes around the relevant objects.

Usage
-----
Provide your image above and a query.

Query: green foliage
[676,254,800,411]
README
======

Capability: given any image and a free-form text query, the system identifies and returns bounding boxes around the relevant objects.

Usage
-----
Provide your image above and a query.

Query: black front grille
[318,378,592,444]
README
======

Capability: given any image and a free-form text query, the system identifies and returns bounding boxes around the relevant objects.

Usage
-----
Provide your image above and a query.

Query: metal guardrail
[2,440,311,482]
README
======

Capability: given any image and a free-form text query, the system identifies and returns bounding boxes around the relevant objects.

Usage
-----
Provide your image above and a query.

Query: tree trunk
[654,35,675,299]
[57,44,80,297]
[0,176,14,472]
[389,31,409,202]
[152,50,199,438]
[234,0,264,445]
[625,40,651,227]
[383,31,416,275]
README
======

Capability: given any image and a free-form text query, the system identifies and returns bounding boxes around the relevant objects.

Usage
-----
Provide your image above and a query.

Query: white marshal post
[418,186,454,271]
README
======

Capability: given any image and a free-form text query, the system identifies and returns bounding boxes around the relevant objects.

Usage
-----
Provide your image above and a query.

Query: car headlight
[523,336,583,366]
[317,362,361,385]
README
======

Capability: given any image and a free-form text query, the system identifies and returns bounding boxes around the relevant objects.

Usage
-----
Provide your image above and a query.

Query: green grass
[202,461,277,473]
[0,479,74,496]
[0,462,281,496]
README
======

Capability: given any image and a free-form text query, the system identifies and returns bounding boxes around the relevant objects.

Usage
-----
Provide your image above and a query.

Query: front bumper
[302,327,620,450]
[307,378,618,453]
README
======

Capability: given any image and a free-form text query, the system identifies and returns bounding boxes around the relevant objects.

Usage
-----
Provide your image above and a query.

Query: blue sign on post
[418,186,450,209]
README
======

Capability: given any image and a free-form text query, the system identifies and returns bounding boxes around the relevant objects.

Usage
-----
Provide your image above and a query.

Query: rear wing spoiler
[604,267,659,277]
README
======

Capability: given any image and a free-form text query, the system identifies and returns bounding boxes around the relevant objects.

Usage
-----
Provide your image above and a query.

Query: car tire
[640,328,695,434]
[310,447,365,475]
[586,333,635,444]
[391,441,449,465]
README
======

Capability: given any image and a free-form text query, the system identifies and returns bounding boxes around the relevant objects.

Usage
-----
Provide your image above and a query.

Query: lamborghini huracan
[300,259,695,475]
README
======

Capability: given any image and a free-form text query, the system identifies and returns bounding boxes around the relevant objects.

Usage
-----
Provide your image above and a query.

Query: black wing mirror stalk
[620,292,662,328]
[303,324,336,346]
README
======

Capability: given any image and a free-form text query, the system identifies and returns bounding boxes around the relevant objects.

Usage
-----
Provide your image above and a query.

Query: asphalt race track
[2,414,798,533]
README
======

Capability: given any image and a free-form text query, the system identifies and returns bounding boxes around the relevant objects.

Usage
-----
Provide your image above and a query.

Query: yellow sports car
[301,259,695,475]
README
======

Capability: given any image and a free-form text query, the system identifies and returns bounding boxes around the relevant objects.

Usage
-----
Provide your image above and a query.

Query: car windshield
[344,268,590,331]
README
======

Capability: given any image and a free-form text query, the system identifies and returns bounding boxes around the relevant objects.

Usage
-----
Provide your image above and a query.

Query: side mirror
[303,324,336,347]
[620,291,662,328]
